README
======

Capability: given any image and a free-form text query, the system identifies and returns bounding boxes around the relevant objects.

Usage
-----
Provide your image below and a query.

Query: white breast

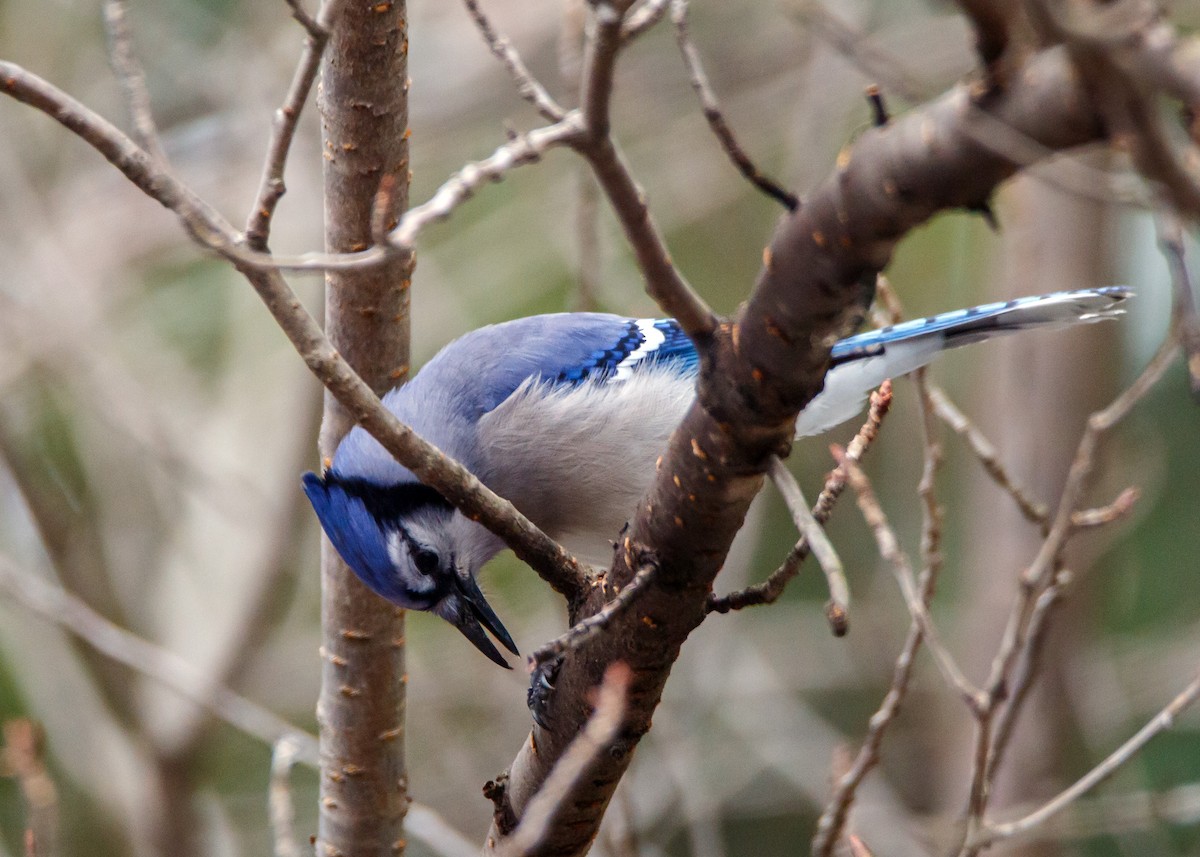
[477,368,697,565]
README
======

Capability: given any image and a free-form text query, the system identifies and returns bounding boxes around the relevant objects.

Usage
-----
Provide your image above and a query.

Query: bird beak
[438,573,519,669]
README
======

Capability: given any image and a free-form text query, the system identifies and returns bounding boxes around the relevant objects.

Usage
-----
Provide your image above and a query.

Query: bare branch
[245,0,336,249]
[973,672,1200,848]
[983,572,1068,794]
[494,664,630,857]
[927,384,1050,529]
[766,456,849,635]
[707,382,892,614]
[0,60,579,275]
[463,0,566,122]
[1021,332,1179,594]
[1052,2,1200,217]
[530,563,656,668]
[671,0,799,211]
[0,554,319,765]
[580,0,636,142]
[964,332,1181,852]
[572,1,717,337]
[834,449,981,709]
[1071,486,1140,529]
[101,0,168,165]
[393,119,583,249]
[813,364,949,856]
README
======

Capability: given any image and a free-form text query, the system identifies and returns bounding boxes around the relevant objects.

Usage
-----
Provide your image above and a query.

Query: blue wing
[554,318,699,384]
[411,313,698,420]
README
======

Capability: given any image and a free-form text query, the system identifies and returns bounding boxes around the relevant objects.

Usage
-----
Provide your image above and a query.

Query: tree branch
[487,41,1127,857]
[245,0,336,249]
[707,381,891,614]
[972,672,1200,848]
[670,0,798,211]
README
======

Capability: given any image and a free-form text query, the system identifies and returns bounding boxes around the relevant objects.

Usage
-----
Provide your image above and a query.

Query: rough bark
[316,3,414,855]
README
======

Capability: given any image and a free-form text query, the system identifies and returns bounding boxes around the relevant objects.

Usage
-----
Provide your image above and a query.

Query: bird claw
[527,653,563,729]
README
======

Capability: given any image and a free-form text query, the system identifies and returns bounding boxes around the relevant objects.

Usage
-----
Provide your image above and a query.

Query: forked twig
[102,0,168,165]
[834,449,980,709]
[813,365,947,855]
[972,672,1200,849]
[766,456,849,635]
[530,563,656,667]
[245,0,337,248]
[707,381,892,613]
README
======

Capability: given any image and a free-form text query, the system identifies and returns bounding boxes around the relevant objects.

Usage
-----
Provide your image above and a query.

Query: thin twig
[670,0,798,211]
[580,0,636,142]
[812,375,945,855]
[571,0,717,337]
[707,381,892,613]
[864,84,889,127]
[972,672,1200,848]
[961,332,1181,853]
[395,118,583,249]
[530,564,656,667]
[0,60,579,274]
[1021,333,1180,594]
[1155,209,1200,400]
[462,0,566,122]
[766,456,849,635]
[101,0,168,165]
[495,664,630,857]
[0,554,319,766]
[927,385,1050,530]
[984,571,1069,789]
[834,449,981,709]
[621,0,670,42]
[245,0,336,249]
[1071,487,1140,529]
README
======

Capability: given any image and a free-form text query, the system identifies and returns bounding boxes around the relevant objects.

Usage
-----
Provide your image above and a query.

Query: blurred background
[0,0,1197,855]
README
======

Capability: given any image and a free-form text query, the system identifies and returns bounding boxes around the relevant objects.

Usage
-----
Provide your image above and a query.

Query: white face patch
[385,528,439,598]
[612,319,666,381]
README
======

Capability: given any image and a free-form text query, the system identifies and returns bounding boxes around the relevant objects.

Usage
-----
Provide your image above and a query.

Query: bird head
[302,470,518,668]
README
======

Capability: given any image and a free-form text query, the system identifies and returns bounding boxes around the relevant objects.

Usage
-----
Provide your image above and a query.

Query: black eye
[412,548,440,577]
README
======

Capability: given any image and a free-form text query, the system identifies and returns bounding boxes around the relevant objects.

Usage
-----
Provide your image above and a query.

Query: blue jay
[303,286,1130,667]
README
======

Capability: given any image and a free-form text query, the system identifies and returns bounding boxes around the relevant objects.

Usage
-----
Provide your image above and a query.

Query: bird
[303,286,1131,668]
